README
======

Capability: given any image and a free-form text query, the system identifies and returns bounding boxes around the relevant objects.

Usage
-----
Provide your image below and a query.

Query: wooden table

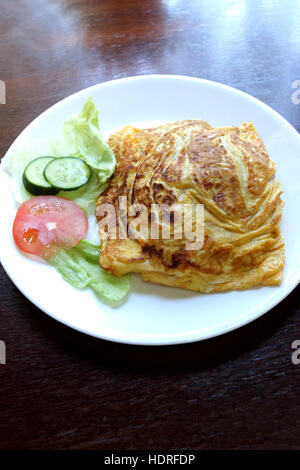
[0,0,299,450]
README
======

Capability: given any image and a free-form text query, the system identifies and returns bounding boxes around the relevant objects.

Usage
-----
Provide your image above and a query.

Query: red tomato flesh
[13,196,88,259]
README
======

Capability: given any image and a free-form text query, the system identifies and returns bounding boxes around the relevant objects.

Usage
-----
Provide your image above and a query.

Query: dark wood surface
[0,0,299,450]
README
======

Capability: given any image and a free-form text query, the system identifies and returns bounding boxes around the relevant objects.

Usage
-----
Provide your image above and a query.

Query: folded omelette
[96,120,284,293]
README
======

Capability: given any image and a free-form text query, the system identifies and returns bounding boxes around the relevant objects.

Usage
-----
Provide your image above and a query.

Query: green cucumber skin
[44,157,92,191]
[22,172,59,196]
[23,156,59,196]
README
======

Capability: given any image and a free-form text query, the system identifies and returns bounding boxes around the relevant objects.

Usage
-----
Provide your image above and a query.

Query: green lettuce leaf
[2,99,130,305]
[49,240,130,304]
[2,97,116,215]
[53,97,116,186]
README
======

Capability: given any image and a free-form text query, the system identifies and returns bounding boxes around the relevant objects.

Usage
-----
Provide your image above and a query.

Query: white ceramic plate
[1,75,300,345]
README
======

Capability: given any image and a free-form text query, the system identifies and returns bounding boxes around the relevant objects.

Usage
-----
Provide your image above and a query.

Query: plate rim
[1,74,300,346]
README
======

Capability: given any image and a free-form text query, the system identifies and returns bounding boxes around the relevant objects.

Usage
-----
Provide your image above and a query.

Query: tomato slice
[13,196,88,259]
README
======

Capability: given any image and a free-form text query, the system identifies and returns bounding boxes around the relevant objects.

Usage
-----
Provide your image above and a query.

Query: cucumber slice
[44,157,92,191]
[23,156,59,195]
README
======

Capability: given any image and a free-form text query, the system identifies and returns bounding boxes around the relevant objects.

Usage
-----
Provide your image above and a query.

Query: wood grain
[0,0,299,450]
